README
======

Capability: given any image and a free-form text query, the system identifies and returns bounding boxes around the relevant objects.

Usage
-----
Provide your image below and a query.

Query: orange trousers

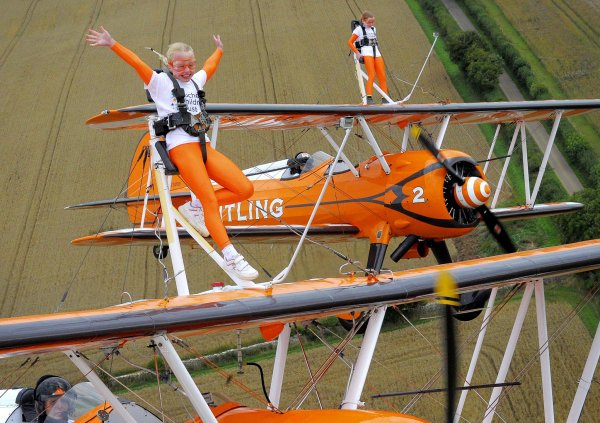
[363,56,388,96]
[169,142,253,250]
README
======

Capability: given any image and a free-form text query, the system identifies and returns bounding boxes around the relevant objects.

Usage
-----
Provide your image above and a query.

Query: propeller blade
[435,271,460,423]
[411,125,464,184]
[477,204,517,253]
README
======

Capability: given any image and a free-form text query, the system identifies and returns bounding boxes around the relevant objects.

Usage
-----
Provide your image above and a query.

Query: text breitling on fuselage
[219,198,284,222]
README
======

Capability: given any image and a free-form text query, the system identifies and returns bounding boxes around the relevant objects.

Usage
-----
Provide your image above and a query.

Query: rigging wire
[169,336,279,412]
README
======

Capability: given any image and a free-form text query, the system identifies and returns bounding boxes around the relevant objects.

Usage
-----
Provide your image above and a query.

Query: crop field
[494,0,600,134]
[0,0,598,421]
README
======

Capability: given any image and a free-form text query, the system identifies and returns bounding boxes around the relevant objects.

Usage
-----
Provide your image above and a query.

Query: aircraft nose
[453,176,490,208]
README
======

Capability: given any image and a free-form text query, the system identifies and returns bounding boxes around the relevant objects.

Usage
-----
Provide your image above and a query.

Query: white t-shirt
[352,25,382,57]
[146,70,210,150]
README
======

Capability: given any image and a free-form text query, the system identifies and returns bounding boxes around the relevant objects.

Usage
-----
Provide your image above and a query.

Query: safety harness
[151,71,211,163]
[351,20,378,58]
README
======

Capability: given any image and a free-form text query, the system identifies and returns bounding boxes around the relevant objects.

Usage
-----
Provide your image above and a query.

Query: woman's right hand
[86,26,115,47]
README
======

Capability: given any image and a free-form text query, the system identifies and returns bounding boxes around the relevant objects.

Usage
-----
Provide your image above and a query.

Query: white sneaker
[224,254,259,281]
[178,202,209,237]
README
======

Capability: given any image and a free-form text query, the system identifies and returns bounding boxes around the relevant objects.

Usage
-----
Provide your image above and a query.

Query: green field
[0,0,598,421]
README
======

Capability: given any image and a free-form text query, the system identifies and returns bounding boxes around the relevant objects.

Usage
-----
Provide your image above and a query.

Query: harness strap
[160,72,210,163]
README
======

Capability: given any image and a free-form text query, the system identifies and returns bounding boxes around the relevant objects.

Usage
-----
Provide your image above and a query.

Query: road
[441,0,583,195]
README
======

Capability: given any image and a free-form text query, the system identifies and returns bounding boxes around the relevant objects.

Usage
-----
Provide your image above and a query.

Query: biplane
[3,25,600,422]
[1,96,599,422]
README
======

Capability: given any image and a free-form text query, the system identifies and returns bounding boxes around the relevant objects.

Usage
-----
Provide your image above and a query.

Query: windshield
[45,382,106,422]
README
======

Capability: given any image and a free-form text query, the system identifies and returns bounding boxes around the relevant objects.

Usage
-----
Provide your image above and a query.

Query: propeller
[435,271,459,423]
[411,125,516,254]
[412,125,517,321]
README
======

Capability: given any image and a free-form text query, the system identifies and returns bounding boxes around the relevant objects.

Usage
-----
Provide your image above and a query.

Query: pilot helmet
[34,376,72,415]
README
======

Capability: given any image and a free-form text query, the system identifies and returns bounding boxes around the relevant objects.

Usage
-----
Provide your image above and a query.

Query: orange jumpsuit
[110,42,253,249]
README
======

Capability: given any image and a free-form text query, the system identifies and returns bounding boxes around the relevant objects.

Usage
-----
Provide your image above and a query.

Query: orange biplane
[0,96,597,423]
[3,29,600,421]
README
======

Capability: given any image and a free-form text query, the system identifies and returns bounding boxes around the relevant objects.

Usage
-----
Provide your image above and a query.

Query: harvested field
[495,0,600,133]
[0,0,597,422]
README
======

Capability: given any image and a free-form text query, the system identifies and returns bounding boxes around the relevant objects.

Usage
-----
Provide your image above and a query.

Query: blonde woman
[86,27,258,280]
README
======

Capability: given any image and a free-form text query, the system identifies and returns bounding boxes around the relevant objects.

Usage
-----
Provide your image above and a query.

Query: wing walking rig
[9,97,600,422]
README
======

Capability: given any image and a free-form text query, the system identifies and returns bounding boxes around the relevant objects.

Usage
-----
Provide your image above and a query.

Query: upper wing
[1,239,599,358]
[86,99,600,131]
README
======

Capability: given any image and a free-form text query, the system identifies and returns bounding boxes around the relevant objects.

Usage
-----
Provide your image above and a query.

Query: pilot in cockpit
[287,152,311,176]
[34,376,73,423]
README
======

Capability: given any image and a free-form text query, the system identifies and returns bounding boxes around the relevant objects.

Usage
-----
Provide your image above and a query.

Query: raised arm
[86,26,153,85]
[202,35,224,81]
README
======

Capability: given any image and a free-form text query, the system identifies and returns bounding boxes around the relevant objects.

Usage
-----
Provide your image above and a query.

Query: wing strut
[153,334,218,423]
[271,123,354,283]
[357,117,391,174]
[318,125,359,177]
[66,350,137,423]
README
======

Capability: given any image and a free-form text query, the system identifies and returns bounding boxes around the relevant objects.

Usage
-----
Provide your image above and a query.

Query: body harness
[351,20,379,58]
[152,71,211,163]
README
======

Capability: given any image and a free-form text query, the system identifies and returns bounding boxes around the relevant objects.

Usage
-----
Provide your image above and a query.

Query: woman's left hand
[213,35,223,51]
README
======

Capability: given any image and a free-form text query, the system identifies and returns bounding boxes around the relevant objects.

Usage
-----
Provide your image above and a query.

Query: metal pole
[401,125,410,153]
[435,115,451,149]
[492,122,520,208]
[65,351,137,423]
[454,288,498,422]
[567,320,600,422]
[341,306,387,410]
[318,126,359,177]
[530,111,563,204]
[483,282,534,423]
[483,125,501,174]
[151,140,189,296]
[357,117,391,174]
[269,324,291,409]
[520,123,531,207]
[534,279,554,423]
[271,127,353,283]
[152,334,218,423]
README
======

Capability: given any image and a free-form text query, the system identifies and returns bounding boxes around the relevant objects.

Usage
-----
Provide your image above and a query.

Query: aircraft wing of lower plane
[1,239,599,358]
[86,99,600,131]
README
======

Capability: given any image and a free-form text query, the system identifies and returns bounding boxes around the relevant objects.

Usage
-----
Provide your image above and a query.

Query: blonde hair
[361,11,374,21]
[166,42,195,62]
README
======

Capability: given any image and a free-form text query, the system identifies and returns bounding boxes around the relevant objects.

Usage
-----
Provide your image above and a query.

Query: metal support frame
[530,111,563,205]
[341,306,387,410]
[483,282,534,423]
[150,134,190,296]
[269,324,291,409]
[357,117,391,174]
[483,125,501,174]
[492,122,521,208]
[435,115,451,149]
[535,279,554,422]
[271,126,353,283]
[65,350,137,423]
[318,126,360,177]
[520,123,531,207]
[401,125,410,153]
[454,288,498,422]
[152,334,218,423]
[147,119,255,291]
[567,320,600,422]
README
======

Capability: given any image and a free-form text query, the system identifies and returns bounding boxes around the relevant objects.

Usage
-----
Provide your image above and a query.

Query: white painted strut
[65,350,137,423]
[269,324,291,409]
[567,320,600,422]
[152,334,218,423]
[341,306,387,410]
[483,283,534,423]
